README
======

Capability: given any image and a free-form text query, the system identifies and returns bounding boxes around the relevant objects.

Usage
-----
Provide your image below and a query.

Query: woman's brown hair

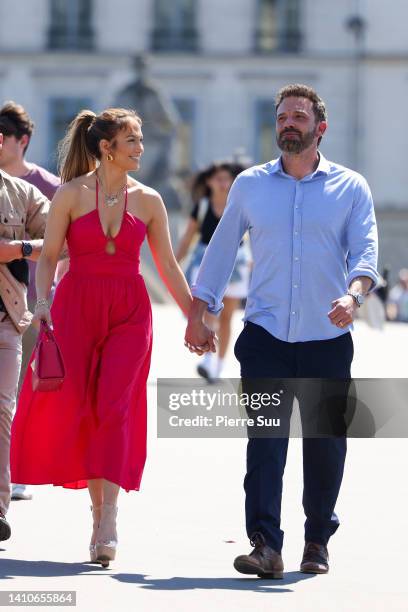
[191,161,246,202]
[58,107,142,183]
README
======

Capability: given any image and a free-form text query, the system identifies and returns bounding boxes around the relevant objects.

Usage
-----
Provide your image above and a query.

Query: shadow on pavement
[0,559,111,579]
[112,571,315,592]
[0,560,314,592]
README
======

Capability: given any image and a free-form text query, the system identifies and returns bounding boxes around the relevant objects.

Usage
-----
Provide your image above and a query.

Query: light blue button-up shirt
[191,152,379,343]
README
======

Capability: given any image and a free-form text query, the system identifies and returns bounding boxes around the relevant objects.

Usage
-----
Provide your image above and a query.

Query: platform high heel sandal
[95,503,118,568]
[89,504,102,563]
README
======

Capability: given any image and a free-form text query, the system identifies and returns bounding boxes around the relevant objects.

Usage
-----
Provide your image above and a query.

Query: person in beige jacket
[0,131,50,542]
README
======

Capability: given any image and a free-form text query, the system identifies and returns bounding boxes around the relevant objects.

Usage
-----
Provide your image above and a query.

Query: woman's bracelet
[35,298,50,310]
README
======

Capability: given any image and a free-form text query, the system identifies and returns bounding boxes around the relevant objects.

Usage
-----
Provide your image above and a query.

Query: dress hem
[12,476,141,493]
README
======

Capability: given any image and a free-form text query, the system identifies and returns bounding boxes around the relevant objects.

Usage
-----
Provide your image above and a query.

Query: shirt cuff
[191,285,224,315]
[346,268,379,294]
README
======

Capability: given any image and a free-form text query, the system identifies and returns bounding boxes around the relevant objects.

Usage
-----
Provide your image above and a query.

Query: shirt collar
[267,151,331,178]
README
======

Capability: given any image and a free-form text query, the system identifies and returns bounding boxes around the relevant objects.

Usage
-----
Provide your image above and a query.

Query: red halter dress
[11,180,153,491]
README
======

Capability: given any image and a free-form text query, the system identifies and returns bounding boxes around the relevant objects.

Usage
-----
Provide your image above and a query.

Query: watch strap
[347,290,364,306]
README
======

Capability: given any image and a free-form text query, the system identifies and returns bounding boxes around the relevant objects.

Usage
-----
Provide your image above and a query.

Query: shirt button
[293,284,298,288]
[292,311,296,315]
[294,231,298,235]
[294,257,299,261]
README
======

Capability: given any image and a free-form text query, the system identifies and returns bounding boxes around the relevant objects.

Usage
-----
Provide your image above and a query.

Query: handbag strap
[39,320,55,343]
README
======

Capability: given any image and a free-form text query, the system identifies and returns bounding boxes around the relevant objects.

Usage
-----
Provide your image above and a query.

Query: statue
[115,55,183,211]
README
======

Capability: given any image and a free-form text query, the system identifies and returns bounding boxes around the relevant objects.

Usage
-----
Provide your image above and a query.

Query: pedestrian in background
[176,162,251,381]
[0,101,60,502]
[387,268,408,322]
[0,131,49,542]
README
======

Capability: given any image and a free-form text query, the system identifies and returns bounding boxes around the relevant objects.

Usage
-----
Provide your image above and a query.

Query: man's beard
[277,127,316,154]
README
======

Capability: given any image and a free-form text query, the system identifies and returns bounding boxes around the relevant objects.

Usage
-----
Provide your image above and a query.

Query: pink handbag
[32,321,66,391]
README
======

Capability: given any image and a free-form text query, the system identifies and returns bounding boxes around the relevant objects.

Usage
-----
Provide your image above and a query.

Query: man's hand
[328,295,358,328]
[0,240,22,263]
[185,318,217,356]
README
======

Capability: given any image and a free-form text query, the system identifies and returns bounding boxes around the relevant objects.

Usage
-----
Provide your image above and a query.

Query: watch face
[22,242,33,257]
[357,294,365,305]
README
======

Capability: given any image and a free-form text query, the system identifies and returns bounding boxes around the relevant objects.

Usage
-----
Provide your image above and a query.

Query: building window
[151,0,198,52]
[48,0,94,50]
[173,98,197,173]
[48,97,92,170]
[254,99,278,163]
[255,0,301,53]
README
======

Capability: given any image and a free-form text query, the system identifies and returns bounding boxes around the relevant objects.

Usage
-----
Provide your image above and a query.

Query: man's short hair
[0,101,35,154]
[275,84,328,124]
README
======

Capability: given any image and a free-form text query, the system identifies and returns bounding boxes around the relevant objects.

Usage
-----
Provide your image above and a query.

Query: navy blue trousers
[234,321,354,553]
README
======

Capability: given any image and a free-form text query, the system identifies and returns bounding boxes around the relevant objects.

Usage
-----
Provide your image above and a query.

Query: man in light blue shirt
[189,149,377,342]
[185,84,378,577]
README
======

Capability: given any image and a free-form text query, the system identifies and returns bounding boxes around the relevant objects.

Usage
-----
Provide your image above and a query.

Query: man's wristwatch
[21,241,33,258]
[347,290,365,307]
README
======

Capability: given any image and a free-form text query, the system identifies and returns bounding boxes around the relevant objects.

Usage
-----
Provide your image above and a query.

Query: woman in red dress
[10,108,215,566]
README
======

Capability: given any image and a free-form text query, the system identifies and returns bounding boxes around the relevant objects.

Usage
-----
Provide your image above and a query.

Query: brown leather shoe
[300,542,329,574]
[233,532,284,578]
[0,509,11,542]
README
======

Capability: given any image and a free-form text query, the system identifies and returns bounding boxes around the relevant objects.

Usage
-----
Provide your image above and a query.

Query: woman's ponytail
[58,110,97,183]
[57,107,142,184]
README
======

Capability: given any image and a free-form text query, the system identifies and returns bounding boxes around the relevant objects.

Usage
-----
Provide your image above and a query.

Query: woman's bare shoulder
[128,177,162,202]
[67,172,96,191]
[52,172,95,209]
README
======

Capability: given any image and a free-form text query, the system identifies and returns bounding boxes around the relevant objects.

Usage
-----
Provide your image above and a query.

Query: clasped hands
[184,319,217,356]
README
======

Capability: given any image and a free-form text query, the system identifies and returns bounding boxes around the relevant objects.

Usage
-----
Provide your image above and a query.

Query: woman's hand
[32,302,53,330]
[184,320,217,355]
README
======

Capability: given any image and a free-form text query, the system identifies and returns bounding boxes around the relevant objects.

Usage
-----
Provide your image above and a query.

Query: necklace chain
[96,171,127,207]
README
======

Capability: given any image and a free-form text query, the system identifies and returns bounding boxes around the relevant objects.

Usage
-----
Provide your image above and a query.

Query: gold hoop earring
[107,153,114,162]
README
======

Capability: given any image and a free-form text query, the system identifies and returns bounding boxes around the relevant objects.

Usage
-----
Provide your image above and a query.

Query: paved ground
[1,305,407,611]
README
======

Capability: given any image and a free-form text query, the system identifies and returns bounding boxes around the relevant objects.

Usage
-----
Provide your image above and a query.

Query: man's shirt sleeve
[25,184,50,239]
[346,176,379,292]
[191,176,249,314]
